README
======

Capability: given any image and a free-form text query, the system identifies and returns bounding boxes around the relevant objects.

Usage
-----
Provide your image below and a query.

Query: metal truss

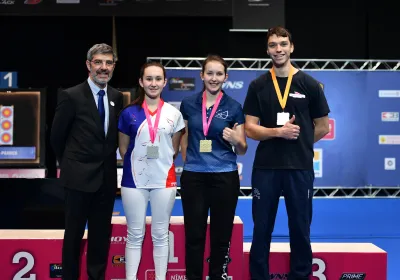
[147,57,400,71]
[150,187,400,198]
[116,187,400,198]
[312,187,400,198]
[236,187,400,198]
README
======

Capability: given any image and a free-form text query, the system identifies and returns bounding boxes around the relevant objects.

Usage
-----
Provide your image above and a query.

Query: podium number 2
[12,252,36,280]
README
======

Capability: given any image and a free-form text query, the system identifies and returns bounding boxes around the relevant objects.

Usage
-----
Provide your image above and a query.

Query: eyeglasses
[90,60,115,67]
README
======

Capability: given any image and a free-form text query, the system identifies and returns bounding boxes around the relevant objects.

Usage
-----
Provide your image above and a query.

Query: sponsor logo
[215,109,229,120]
[237,162,243,180]
[322,118,335,140]
[379,90,400,98]
[145,269,186,280]
[49,263,63,278]
[379,135,400,145]
[381,112,399,122]
[205,277,232,280]
[110,235,127,244]
[248,0,269,6]
[98,0,126,6]
[56,0,80,3]
[0,0,15,4]
[289,91,305,98]
[340,273,366,280]
[116,167,122,188]
[222,81,244,90]
[112,255,125,267]
[169,78,195,91]
[313,149,322,178]
[24,0,42,4]
[385,158,396,170]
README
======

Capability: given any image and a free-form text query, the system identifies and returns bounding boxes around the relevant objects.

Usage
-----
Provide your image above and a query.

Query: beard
[89,67,113,87]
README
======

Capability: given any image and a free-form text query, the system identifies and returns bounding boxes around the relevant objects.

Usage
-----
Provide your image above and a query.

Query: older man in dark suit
[51,43,123,280]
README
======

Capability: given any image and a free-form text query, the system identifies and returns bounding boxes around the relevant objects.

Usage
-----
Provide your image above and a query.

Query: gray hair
[87,43,117,62]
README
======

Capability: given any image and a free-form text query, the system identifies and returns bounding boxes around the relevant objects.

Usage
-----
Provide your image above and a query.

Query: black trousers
[62,182,116,280]
[181,170,240,280]
[249,169,314,280]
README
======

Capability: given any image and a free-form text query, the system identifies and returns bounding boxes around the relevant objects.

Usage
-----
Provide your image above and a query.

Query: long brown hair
[201,54,228,92]
[132,61,167,106]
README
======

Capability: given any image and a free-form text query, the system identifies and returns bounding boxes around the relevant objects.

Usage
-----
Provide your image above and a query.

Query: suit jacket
[51,80,123,192]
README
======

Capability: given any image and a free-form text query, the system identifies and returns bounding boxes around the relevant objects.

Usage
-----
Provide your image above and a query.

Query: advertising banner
[162,69,400,187]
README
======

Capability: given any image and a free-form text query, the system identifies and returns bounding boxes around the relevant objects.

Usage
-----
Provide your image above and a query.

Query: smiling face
[267,34,294,67]
[139,65,167,99]
[200,60,228,95]
[86,53,115,88]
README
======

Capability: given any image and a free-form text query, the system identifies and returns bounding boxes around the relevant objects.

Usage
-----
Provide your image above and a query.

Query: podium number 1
[168,231,178,263]
[1,72,17,88]
[3,72,12,87]
[12,252,36,280]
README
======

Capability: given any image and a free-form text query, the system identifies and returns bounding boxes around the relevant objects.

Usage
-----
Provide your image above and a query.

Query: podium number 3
[13,252,36,280]
[313,258,327,280]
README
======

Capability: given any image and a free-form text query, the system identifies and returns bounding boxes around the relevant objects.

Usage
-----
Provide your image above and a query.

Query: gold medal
[199,140,212,153]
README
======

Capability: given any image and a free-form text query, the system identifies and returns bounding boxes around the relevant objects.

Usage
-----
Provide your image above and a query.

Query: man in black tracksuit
[243,26,330,280]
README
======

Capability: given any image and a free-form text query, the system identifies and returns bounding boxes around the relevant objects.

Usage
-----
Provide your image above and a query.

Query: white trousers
[121,187,176,280]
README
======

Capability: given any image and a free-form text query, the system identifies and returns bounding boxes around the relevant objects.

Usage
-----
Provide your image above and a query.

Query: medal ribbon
[143,99,163,143]
[270,65,295,111]
[202,91,223,137]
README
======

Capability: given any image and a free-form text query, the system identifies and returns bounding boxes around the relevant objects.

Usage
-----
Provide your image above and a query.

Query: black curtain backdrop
[0,0,398,177]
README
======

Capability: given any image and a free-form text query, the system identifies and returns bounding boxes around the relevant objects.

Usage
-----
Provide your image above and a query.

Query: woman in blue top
[179,55,248,280]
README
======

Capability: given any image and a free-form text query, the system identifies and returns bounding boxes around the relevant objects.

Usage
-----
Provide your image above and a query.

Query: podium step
[0,219,387,280]
[0,216,244,280]
[0,229,87,279]
[106,216,243,280]
[243,242,387,280]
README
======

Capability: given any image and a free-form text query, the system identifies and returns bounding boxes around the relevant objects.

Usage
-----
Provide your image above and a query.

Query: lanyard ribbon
[270,65,295,111]
[143,100,163,143]
[202,91,223,137]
